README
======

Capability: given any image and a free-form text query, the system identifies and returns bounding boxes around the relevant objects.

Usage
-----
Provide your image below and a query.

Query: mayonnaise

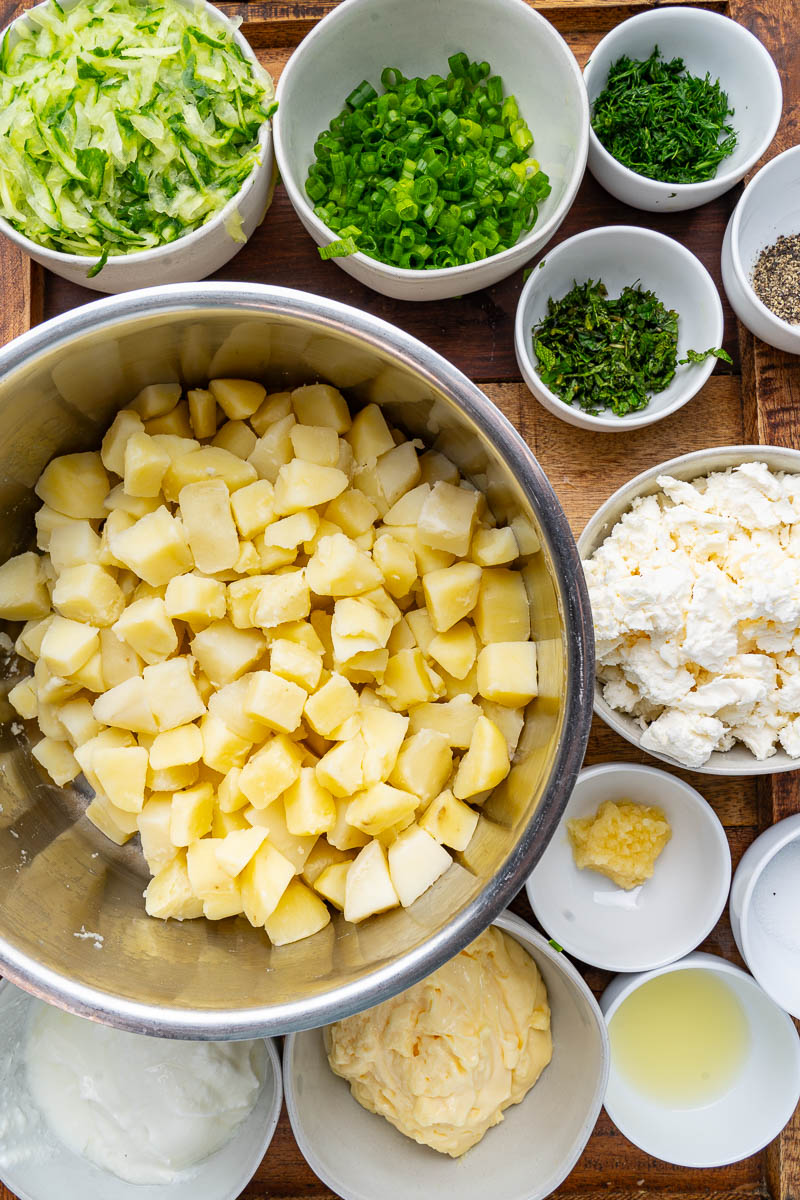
[25,1003,264,1184]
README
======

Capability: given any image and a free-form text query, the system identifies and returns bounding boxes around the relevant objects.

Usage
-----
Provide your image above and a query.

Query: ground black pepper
[751,234,800,324]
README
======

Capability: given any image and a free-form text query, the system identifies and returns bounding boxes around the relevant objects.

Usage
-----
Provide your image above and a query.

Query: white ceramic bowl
[722,144,800,354]
[284,911,609,1200]
[0,981,282,1200]
[601,952,800,1166]
[526,763,731,973]
[513,225,724,431]
[0,0,276,294]
[273,0,588,301]
[730,814,800,1019]
[584,7,782,213]
[579,444,800,775]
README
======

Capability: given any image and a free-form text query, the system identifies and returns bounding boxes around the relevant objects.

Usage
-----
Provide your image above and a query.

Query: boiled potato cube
[40,617,99,677]
[244,801,318,873]
[284,767,336,836]
[123,432,171,498]
[273,459,348,516]
[35,504,78,551]
[109,507,193,587]
[453,715,509,799]
[346,403,394,464]
[0,552,51,620]
[262,510,319,550]
[477,641,538,706]
[270,638,322,692]
[264,877,330,945]
[479,699,525,756]
[343,839,398,923]
[34,660,80,708]
[387,616,415,655]
[372,535,417,600]
[187,387,218,439]
[407,695,480,749]
[16,615,52,661]
[214,826,268,877]
[360,707,408,785]
[203,884,244,921]
[113,597,177,665]
[162,447,256,503]
[101,408,145,475]
[147,761,199,793]
[373,442,421,508]
[290,423,340,467]
[245,670,306,734]
[428,621,477,680]
[212,807,250,837]
[387,824,451,907]
[179,480,239,574]
[253,570,311,628]
[99,510,135,569]
[292,383,351,433]
[240,839,296,926]
[240,734,304,809]
[35,452,109,519]
[250,391,292,436]
[217,767,249,814]
[313,861,350,910]
[200,712,252,774]
[326,798,371,851]
[170,781,214,846]
[305,533,382,597]
[103,485,161,519]
[186,839,232,899]
[419,450,459,485]
[52,564,125,627]
[208,676,267,742]
[233,541,261,575]
[380,648,441,711]
[86,794,139,845]
[145,853,204,920]
[389,730,453,804]
[418,481,479,557]
[474,568,530,643]
[471,525,519,567]
[227,576,269,629]
[48,520,102,572]
[74,727,135,791]
[9,676,38,721]
[331,597,394,663]
[165,572,226,629]
[99,627,142,688]
[55,697,100,747]
[93,745,148,812]
[304,673,359,737]
[315,735,365,798]
[142,656,205,730]
[145,402,193,438]
[130,382,181,421]
[212,419,257,460]
[149,723,203,769]
[420,788,479,851]
[346,782,419,836]
[383,483,430,527]
[69,650,105,693]
[422,562,482,632]
[324,489,379,538]
[230,480,275,540]
[32,736,80,787]
[406,607,436,653]
[138,794,178,873]
[247,414,296,484]
[92,676,156,733]
[209,378,266,420]
[302,838,354,887]
[191,619,265,686]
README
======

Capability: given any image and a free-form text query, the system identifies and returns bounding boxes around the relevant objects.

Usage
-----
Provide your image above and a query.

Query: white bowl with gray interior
[584,7,782,213]
[284,911,608,1200]
[578,444,800,775]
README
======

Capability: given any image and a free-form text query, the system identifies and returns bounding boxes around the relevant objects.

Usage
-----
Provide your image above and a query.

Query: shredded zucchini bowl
[0,0,275,288]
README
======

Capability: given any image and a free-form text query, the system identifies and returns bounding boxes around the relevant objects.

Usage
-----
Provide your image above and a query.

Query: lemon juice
[608,969,750,1108]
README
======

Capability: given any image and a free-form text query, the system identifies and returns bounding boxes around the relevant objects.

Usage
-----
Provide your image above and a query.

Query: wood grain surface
[0,1,798,1199]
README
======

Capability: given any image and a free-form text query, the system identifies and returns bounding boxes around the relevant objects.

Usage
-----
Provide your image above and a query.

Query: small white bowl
[526,763,731,973]
[514,225,723,431]
[284,911,609,1200]
[0,981,282,1200]
[579,444,800,775]
[722,144,800,354]
[730,814,800,1019]
[0,0,276,294]
[584,7,782,213]
[601,953,800,1167]
[273,0,588,301]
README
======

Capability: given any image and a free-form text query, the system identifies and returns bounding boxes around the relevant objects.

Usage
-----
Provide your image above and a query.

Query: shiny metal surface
[0,284,593,1038]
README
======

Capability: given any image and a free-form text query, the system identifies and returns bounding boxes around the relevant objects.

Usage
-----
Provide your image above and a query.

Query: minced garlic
[567,799,671,890]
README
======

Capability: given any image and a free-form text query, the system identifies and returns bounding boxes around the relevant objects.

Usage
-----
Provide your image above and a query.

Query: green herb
[306,52,551,270]
[548,939,563,953]
[531,279,729,417]
[0,0,275,261]
[591,47,737,184]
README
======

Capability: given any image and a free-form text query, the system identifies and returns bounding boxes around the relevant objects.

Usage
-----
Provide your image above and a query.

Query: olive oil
[608,969,750,1108]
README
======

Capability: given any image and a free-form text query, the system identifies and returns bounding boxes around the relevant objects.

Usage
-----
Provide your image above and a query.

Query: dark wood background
[0,1,798,1198]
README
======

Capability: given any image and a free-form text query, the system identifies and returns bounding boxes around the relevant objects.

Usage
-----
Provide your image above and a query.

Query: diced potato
[86,794,139,846]
[34,658,80,708]
[145,403,193,437]
[170,780,214,846]
[284,767,336,837]
[35,452,109,519]
[265,877,330,945]
[479,699,525,756]
[253,570,310,628]
[130,382,181,421]
[99,627,142,688]
[289,424,340,467]
[93,745,148,812]
[35,504,77,552]
[240,734,304,809]
[9,676,38,721]
[48,520,102,572]
[0,552,51,620]
[382,483,430,527]
[313,735,363,799]
[380,648,441,711]
[233,541,261,575]
[179,480,239,574]
[407,694,481,749]
[302,838,354,886]
[212,806,250,837]
[187,387,218,439]
[356,706,406,786]
[70,650,105,692]
[186,839,232,899]
[32,736,80,787]
[313,861,350,909]
[123,432,171,499]
[149,433,200,463]
[324,489,379,538]
[191,619,265,687]
[473,568,530,643]
[304,673,359,737]
[331,597,394,663]
[418,450,459,486]
[346,403,395,464]
[101,408,145,475]
[209,378,266,420]
[389,730,453,803]
[245,670,306,734]
[387,824,451,907]
[145,853,204,920]
[373,442,422,509]
[138,794,178,873]
[40,616,99,677]
[250,391,292,436]
[103,485,161,519]
[419,788,479,851]
[306,533,383,598]
[207,676,267,742]
[52,564,125,627]
[147,761,199,793]
[371,535,417,600]
[200,712,252,774]
[270,638,322,692]
[452,715,510,799]
[15,616,49,662]
[214,826,268,877]
[292,383,351,433]
[422,562,482,633]
[141,657,205,731]
[471,525,519,567]
[428,621,477,680]
[244,801,318,873]
[165,572,227,629]
[109,507,193,587]
[74,727,135,791]
[346,782,419,836]
[149,724,203,770]
[217,766,249,813]
[212,419,258,460]
[230,479,275,540]
[248,414,296,483]
[418,481,479,557]
[92,676,157,733]
[326,798,371,851]
[477,641,538,706]
[262,510,319,550]
[98,510,134,568]
[203,884,244,921]
[386,616,415,655]
[406,607,436,653]
[273,459,348,516]
[240,840,296,926]
[344,839,398,923]
[113,597,177,665]
[162,447,257,503]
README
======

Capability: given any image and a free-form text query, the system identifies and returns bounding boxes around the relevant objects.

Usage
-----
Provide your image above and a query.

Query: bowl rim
[513,224,724,431]
[735,813,800,984]
[583,5,783,200]
[0,0,274,273]
[525,762,732,973]
[578,443,800,776]
[272,0,590,282]
[0,281,594,1039]
[725,144,800,340]
[283,910,610,1200]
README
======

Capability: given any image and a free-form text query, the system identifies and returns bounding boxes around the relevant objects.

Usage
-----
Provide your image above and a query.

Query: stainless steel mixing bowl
[0,284,593,1038]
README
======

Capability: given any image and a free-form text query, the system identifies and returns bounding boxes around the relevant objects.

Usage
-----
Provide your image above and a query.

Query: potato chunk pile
[1,379,539,946]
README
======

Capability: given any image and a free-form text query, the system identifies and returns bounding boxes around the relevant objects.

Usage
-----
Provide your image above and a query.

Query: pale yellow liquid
[608,970,751,1109]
